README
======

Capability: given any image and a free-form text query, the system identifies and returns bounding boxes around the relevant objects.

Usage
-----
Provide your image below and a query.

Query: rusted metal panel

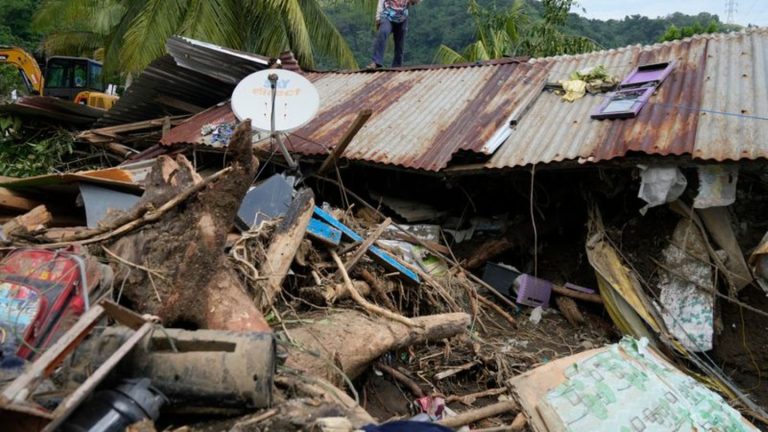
[284,61,546,171]
[160,103,235,146]
[97,37,269,127]
[487,29,768,169]
[694,29,768,162]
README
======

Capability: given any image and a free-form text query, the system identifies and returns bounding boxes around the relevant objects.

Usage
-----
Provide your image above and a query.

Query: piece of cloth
[658,220,714,352]
[371,18,408,67]
[541,337,758,432]
[377,0,411,23]
[693,164,738,208]
[637,165,687,215]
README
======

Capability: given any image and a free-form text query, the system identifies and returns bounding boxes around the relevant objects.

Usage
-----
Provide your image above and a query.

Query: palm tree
[435,0,599,64]
[33,0,362,73]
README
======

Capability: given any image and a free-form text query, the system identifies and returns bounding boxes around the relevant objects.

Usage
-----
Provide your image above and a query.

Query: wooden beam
[2,205,51,238]
[317,110,372,176]
[0,188,41,212]
[258,188,315,309]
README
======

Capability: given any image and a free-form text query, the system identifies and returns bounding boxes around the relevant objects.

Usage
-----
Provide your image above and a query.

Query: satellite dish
[231,69,320,132]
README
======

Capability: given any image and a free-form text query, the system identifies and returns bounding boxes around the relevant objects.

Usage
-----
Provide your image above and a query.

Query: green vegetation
[0,115,77,176]
[435,0,598,64]
[0,0,42,97]
[33,0,364,74]
[322,0,739,67]
[659,20,726,42]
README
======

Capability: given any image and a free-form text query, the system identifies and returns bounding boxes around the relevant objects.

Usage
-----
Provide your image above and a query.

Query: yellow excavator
[0,46,118,110]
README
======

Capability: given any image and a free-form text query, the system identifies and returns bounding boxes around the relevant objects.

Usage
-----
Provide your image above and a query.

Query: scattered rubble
[2,30,768,432]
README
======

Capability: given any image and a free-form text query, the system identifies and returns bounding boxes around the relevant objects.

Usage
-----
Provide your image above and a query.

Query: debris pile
[2,32,768,432]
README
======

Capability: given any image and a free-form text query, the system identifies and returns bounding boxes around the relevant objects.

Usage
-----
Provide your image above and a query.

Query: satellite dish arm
[268,73,299,172]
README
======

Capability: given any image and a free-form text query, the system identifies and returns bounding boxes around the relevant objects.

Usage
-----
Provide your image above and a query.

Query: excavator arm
[0,46,44,94]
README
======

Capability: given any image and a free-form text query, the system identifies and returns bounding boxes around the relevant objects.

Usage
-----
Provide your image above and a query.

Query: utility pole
[725,0,737,25]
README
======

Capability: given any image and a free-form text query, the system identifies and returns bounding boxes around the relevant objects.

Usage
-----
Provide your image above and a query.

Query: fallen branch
[473,413,526,432]
[446,388,508,406]
[377,363,425,398]
[555,296,585,325]
[477,295,517,327]
[437,400,518,428]
[331,250,417,328]
[552,285,603,304]
[274,375,375,428]
[434,360,481,381]
[335,217,391,279]
[358,268,397,310]
[43,167,233,247]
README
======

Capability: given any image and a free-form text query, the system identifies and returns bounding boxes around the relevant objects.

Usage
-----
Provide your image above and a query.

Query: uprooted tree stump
[106,121,270,332]
[284,310,470,386]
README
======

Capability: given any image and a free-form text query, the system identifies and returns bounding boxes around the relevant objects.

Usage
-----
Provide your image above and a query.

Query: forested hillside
[321,0,735,68]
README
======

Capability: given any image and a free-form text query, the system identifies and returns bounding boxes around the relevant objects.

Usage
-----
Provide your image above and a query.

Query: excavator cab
[43,57,104,101]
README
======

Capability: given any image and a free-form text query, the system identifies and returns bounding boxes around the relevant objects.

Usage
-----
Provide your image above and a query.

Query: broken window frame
[592,61,675,120]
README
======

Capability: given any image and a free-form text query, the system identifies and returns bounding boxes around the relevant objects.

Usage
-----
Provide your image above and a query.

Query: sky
[574,0,768,27]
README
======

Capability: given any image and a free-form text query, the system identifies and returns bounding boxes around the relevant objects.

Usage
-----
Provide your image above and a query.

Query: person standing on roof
[367,0,420,69]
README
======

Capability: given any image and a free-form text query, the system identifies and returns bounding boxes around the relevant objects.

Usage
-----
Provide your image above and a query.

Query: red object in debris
[0,248,90,360]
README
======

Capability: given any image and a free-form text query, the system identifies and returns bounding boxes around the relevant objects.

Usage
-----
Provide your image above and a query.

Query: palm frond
[120,0,188,72]
[180,0,243,49]
[41,31,105,58]
[465,41,490,62]
[277,0,315,68]
[298,0,358,69]
[434,45,467,65]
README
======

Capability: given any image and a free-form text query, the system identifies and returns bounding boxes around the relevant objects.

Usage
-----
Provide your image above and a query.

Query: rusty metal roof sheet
[281,61,547,171]
[96,37,269,127]
[485,29,768,169]
[160,102,235,146]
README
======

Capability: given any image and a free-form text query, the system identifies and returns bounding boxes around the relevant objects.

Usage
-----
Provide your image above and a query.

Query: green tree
[33,0,362,73]
[0,0,42,97]
[659,19,726,42]
[435,0,599,64]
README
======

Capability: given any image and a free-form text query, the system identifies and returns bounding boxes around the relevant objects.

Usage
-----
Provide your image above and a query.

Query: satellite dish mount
[267,73,298,172]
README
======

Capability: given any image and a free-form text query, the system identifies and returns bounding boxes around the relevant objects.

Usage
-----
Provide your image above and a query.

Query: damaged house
[1,28,768,432]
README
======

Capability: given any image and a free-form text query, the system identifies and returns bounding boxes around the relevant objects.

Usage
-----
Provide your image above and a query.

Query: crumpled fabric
[637,165,688,215]
[557,65,619,102]
[558,79,588,102]
[693,164,738,208]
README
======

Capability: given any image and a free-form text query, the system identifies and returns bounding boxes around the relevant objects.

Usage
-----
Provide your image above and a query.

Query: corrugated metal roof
[160,103,235,146]
[96,37,270,127]
[485,29,768,169]
[282,61,547,171]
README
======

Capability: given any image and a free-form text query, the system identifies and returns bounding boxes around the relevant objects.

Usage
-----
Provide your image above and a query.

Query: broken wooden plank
[0,187,41,212]
[313,206,419,284]
[307,217,342,246]
[258,189,315,309]
[317,110,373,176]
[44,320,154,432]
[2,205,51,239]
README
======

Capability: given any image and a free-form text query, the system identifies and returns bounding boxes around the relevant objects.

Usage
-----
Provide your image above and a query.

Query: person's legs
[371,19,393,67]
[392,19,408,67]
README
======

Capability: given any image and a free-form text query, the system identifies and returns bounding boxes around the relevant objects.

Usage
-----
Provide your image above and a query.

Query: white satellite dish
[231,69,320,132]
